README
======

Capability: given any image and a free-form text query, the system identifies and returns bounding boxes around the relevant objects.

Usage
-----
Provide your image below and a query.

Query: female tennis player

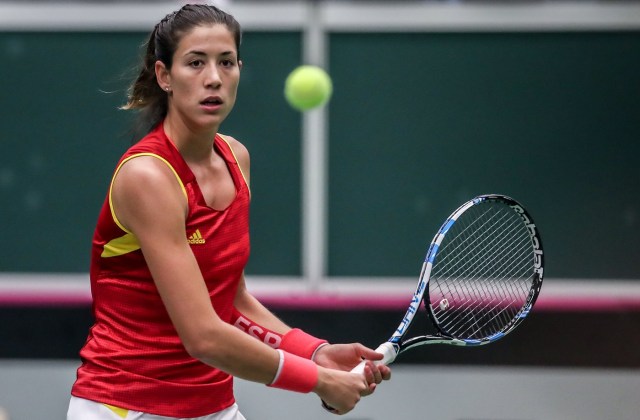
[67,4,390,419]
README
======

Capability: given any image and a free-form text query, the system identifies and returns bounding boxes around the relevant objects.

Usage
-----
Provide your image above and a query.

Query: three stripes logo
[187,229,205,245]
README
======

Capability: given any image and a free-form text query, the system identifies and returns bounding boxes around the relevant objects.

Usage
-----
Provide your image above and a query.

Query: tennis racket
[354,193,544,372]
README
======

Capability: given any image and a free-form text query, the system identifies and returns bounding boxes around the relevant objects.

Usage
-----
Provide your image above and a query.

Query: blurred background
[1,1,639,419]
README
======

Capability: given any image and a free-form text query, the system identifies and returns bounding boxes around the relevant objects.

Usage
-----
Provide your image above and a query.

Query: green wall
[0,31,302,274]
[1,30,639,279]
[329,32,640,279]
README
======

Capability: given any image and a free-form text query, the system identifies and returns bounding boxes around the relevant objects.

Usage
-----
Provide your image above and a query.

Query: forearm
[233,287,291,335]
[191,320,321,396]
[233,289,328,358]
[190,320,280,384]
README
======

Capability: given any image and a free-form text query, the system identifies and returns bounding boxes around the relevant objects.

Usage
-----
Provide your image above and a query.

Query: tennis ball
[284,65,333,111]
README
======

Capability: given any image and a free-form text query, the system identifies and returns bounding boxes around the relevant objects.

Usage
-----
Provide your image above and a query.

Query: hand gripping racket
[354,194,544,372]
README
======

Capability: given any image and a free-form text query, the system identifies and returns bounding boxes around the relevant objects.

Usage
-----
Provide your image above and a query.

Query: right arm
[111,156,366,413]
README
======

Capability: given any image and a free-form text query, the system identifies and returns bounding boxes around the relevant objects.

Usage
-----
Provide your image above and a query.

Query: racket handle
[321,342,397,413]
[351,342,397,374]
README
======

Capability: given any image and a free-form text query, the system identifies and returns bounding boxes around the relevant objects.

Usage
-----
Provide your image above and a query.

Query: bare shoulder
[111,155,187,232]
[115,155,180,191]
[220,134,249,162]
[219,134,250,183]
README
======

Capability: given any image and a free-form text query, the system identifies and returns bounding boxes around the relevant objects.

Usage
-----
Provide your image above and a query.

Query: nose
[205,64,222,88]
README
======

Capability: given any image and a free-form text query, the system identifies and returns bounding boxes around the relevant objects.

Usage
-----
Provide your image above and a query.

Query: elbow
[183,339,210,361]
[181,324,229,364]
[183,334,219,362]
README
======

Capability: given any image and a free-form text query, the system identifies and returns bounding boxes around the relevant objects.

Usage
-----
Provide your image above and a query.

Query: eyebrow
[184,50,235,58]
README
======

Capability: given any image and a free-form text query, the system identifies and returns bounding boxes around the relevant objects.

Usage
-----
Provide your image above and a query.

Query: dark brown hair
[122,4,242,135]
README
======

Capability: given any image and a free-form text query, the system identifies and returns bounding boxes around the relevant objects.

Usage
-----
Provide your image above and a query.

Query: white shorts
[67,396,247,420]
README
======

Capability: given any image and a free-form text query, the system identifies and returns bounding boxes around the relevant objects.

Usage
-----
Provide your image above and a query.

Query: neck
[163,116,218,162]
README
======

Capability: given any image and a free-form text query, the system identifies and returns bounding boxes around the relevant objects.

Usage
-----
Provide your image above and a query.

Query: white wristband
[311,342,330,362]
[269,349,285,385]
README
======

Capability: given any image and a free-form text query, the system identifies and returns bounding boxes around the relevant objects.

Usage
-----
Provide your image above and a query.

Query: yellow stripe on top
[103,404,129,418]
[102,153,188,258]
[101,232,140,258]
[217,134,251,198]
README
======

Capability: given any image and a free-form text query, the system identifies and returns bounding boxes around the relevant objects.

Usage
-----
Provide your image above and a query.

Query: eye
[220,59,235,68]
[189,59,204,68]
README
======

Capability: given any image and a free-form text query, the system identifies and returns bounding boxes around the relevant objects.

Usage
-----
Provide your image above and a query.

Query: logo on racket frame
[510,203,544,279]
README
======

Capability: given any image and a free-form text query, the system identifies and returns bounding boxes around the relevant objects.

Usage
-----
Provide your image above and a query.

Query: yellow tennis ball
[284,65,333,111]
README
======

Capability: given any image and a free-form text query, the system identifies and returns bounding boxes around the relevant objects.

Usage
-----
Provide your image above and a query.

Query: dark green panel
[225,31,303,275]
[0,31,302,275]
[0,32,141,272]
[328,32,640,279]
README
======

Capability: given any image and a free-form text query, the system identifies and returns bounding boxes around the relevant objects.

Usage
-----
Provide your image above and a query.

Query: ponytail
[120,4,241,137]
[121,25,168,135]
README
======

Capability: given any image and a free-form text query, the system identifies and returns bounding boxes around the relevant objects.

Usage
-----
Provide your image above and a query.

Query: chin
[194,114,225,131]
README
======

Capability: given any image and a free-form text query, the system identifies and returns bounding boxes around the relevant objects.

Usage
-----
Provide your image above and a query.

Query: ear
[238,60,243,71]
[155,60,171,91]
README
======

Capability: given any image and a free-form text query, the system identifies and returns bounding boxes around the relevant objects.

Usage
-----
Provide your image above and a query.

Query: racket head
[423,194,543,345]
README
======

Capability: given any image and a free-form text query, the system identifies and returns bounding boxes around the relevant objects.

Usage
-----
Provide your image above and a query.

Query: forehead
[175,24,237,55]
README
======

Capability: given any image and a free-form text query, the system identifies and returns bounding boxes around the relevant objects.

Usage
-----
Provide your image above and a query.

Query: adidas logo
[187,229,205,245]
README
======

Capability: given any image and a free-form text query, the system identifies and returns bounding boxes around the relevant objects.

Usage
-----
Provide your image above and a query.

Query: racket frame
[388,194,544,358]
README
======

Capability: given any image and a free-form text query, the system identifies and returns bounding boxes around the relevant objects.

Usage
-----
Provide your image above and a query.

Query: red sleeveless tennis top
[71,123,250,417]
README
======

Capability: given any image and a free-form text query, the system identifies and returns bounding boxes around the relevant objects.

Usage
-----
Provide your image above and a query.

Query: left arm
[227,134,390,391]
[226,135,294,338]
[233,273,292,336]
[233,274,391,391]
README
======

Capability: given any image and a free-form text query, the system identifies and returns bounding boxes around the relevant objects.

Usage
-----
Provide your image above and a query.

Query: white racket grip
[350,342,397,374]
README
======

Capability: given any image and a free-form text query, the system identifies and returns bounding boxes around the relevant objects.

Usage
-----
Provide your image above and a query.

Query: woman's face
[159,23,241,131]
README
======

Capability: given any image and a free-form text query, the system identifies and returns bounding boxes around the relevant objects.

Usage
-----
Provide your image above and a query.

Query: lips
[200,96,223,106]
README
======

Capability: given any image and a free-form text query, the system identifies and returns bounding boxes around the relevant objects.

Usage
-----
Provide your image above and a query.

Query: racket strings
[428,202,536,340]
[434,206,501,269]
[458,222,533,304]
[438,215,523,293]
[435,206,517,275]
[433,209,524,305]
[435,232,533,337]
[437,249,532,337]
[435,210,524,296]
[440,229,533,330]
[435,270,531,339]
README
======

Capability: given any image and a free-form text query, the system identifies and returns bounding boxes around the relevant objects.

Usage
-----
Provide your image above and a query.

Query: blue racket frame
[388,194,544,356]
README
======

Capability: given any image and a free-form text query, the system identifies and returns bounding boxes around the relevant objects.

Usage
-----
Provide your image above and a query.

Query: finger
[363,363,375,385]
[360,380,374,397]
[365,361,382,384]
[355,343,385,361]
[379,365,392,381]
[373,367,383,384]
